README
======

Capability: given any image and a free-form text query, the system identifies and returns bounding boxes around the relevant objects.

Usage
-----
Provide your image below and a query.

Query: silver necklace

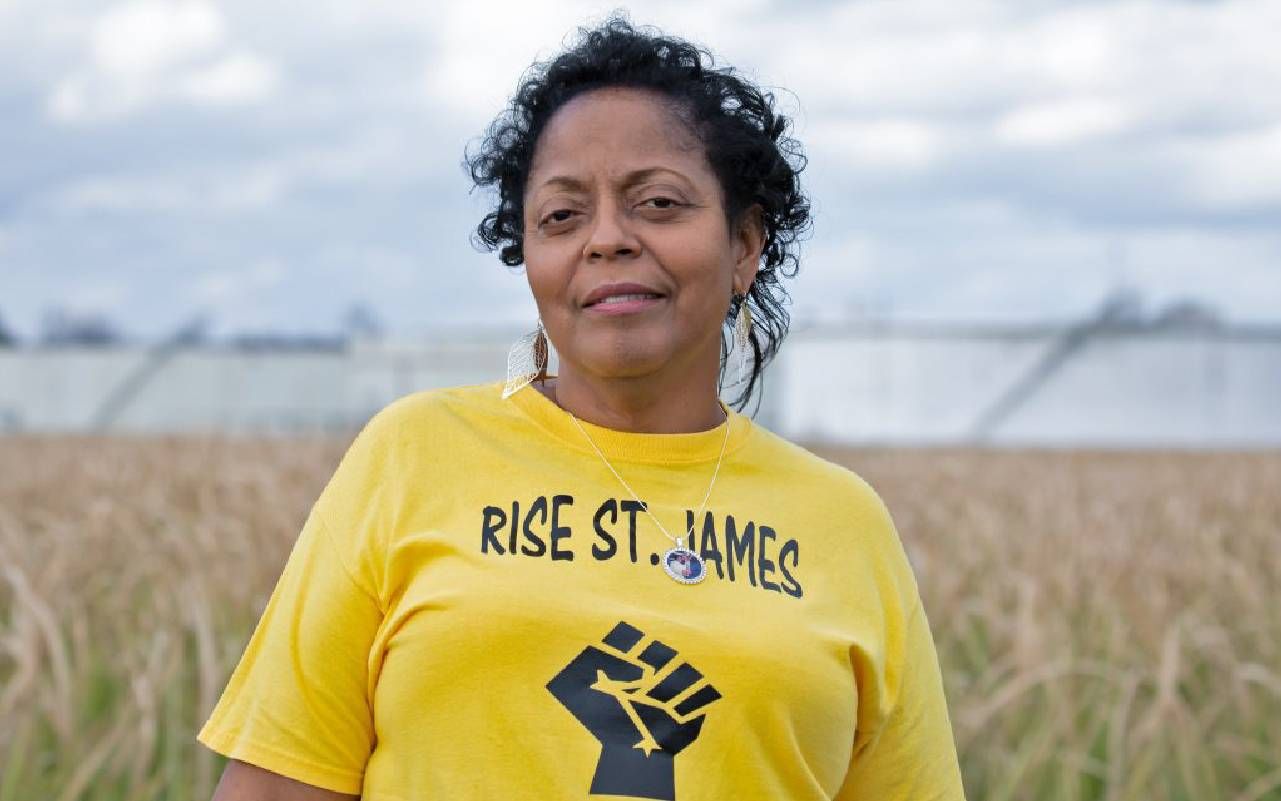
[561,395,731,585]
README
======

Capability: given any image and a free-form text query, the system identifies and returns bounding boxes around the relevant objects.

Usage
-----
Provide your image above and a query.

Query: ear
[732,203,765,294]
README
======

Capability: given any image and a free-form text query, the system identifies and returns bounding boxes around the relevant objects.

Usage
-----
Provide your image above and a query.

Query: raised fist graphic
[547,621,723,800]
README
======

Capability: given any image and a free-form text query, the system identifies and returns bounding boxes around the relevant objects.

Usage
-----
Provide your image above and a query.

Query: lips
[582,281,666,307]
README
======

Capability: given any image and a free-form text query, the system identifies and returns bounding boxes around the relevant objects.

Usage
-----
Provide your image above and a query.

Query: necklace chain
[562,398,731,550]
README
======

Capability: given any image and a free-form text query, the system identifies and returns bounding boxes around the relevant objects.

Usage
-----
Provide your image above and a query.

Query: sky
[0,0,1278,342]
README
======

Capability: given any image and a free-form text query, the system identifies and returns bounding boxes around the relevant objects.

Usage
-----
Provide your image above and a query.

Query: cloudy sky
[1,0,1278,341]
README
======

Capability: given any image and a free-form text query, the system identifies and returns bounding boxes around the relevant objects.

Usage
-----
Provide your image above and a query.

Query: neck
[534,362,727,434]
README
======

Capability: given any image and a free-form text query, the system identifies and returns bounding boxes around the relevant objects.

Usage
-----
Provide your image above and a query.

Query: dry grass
[0,435,1278,800]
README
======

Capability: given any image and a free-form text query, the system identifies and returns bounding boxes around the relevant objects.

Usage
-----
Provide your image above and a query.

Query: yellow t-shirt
[197,379,965,800]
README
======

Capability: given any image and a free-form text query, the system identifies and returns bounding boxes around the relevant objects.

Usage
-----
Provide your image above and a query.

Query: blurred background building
[1,290,1275,446]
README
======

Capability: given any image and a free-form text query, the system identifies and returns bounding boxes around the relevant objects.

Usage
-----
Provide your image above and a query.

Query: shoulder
[316,381,508,522]
[744,421,893,519]
[332,381,521,490]
[354,380,510,442]
[742,422,909,579]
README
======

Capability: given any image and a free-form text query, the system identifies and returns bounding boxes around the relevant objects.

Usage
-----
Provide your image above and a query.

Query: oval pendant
[662,546,707,584]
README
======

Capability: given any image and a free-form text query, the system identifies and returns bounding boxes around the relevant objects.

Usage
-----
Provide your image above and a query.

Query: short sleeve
[836,599,966,800]
[834,481,966,801]
[196,476,386,794]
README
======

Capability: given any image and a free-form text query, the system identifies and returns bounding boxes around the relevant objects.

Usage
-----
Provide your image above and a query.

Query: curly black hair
[465,13,811,414]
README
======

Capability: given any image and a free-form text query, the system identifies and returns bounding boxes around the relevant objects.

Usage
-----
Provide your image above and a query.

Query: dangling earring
[733,291,753,380]
[502,317,549,399]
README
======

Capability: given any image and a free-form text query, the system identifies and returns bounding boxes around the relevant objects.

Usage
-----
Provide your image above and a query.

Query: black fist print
[547,621,723,800]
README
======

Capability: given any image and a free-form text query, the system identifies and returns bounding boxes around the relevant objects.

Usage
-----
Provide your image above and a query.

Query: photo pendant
[662,545,707,585]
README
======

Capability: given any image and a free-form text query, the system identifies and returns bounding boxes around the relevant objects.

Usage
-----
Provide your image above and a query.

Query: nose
[583,200,641,261]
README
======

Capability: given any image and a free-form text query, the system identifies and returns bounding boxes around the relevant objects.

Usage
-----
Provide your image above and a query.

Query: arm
[210,759,359,801]
[196,410,397,795]
[835,601,965,801]
[834,479,966,800]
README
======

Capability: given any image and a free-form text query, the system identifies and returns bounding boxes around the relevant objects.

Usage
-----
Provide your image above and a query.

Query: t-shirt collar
[502,375,753,465]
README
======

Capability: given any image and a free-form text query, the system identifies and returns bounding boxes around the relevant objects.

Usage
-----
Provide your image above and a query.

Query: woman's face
[522,87,762,385]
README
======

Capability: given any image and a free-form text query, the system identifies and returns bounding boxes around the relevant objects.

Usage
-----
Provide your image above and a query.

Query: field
[0,435,1278,800]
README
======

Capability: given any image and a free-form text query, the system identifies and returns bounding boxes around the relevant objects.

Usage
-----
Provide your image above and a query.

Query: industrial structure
[1,295,1277,447]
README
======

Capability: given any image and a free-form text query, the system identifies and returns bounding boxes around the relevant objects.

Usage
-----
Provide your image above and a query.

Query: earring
[502,317,549,399]
[733,291,753,380]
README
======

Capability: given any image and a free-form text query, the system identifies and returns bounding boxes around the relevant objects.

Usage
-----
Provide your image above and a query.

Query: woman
[199,16,965,801]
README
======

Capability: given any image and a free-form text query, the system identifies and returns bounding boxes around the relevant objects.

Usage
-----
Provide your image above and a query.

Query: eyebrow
[532,167,692,195]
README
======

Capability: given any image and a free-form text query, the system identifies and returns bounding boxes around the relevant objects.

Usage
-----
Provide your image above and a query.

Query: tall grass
[1,435,1278,800]
[825,447,1281,801]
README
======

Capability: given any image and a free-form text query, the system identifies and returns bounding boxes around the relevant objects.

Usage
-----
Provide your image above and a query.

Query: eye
[639,196,683,210]
[539,208,577,227]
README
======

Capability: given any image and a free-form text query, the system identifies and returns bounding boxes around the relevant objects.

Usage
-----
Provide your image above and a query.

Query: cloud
[421,1,616,120]
[1172,123,1281,210]
[176,50,278,105]
[3,0,1280,342]
[40,126,427,216]
[49,167,285,214]
[810,118,948,171]
[46,0,278,123]
[192,258,285,305]
[419,1,772,122]
[995,97,1134,147]
[91,0,225,76]
[64,279,131,315]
